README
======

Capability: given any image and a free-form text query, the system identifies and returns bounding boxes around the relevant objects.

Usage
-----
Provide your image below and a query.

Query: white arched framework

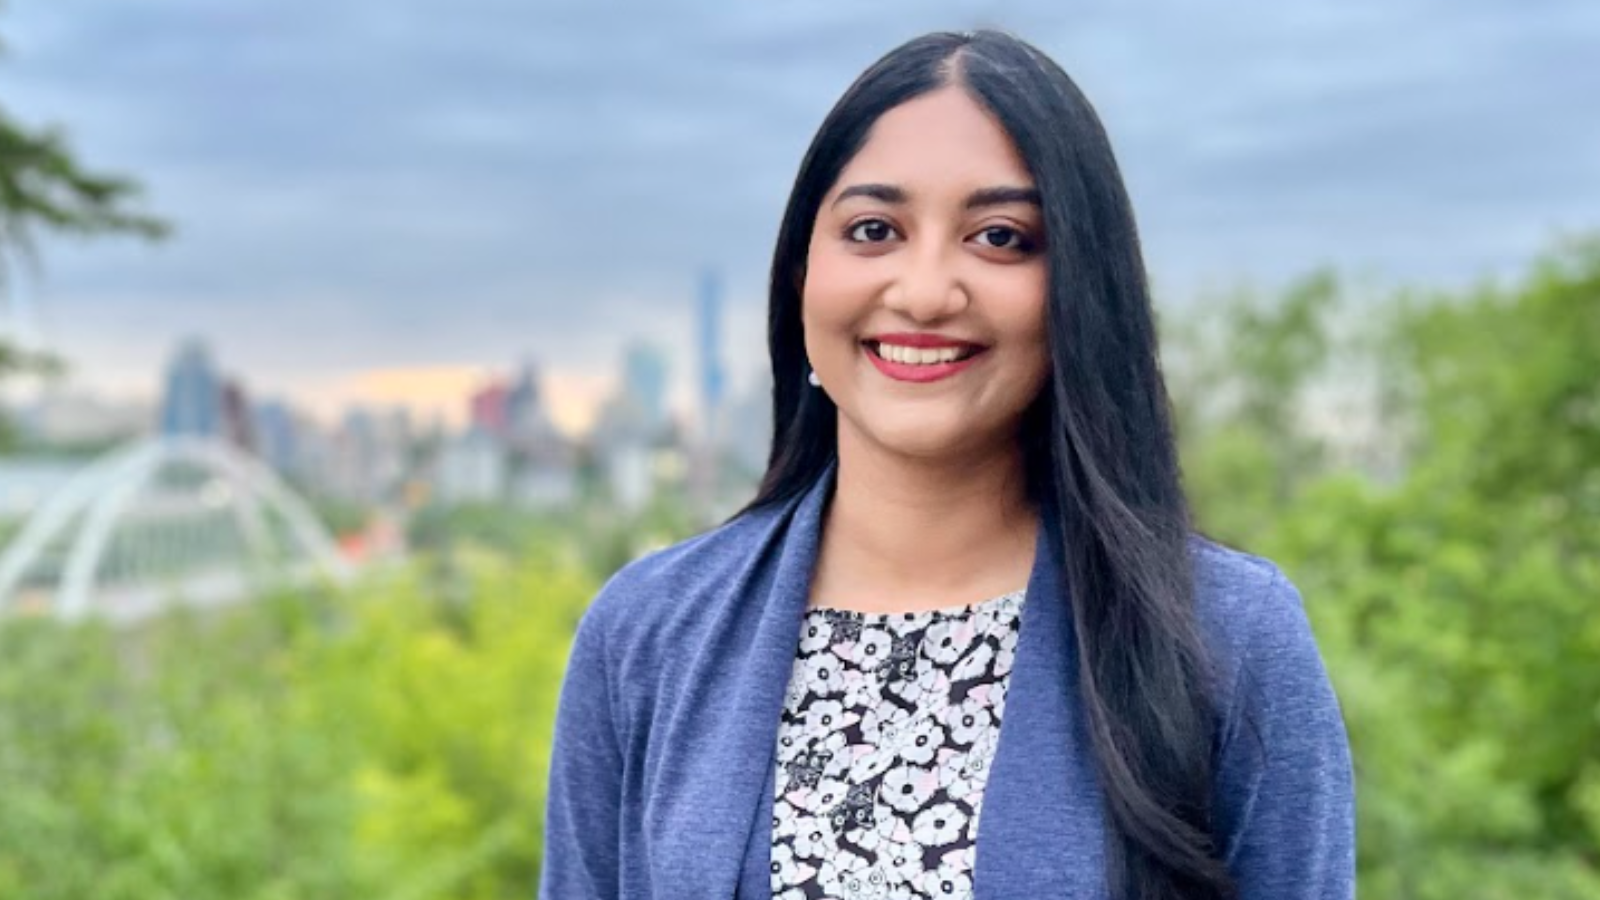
[0,436,352,620]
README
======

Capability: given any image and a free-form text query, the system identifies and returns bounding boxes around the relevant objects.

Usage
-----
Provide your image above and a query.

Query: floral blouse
[771,588,1026,900]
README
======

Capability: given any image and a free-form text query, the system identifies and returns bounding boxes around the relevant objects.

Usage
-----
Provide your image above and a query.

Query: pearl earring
[807,368,821,387]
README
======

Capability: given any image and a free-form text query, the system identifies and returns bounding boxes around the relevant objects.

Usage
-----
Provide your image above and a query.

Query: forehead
[834,86,1033,194]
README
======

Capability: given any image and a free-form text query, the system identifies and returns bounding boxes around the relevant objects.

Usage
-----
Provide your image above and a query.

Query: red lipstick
[862,335,988,384]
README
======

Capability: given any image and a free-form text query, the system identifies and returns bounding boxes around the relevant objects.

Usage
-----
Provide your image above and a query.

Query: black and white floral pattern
[772,589,1025,900]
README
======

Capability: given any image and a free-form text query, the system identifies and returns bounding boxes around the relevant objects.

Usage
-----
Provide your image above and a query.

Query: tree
[1164,269,1345,545]
[0,9,170,446]
[1175,239,1600,898]
[0,106,169,288]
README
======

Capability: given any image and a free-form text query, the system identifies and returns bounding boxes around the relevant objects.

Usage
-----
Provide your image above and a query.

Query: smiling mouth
[862,340,986,364]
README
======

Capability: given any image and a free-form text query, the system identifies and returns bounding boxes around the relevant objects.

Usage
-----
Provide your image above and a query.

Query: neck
[811,423,1039,613]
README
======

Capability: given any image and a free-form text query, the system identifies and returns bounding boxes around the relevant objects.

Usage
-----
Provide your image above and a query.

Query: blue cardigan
[539,460,1355,899]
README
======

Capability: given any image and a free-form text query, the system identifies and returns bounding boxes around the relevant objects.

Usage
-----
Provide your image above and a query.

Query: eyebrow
[830,183,1041,210]
[964,186,1042,210]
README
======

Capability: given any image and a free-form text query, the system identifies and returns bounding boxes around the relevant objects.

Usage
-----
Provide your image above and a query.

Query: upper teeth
[876,343,968,365]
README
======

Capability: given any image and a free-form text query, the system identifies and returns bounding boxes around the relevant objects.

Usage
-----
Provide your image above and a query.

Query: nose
[883,242,969,322]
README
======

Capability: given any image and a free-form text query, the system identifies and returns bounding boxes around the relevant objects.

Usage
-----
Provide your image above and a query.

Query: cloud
[2,0,1596,416]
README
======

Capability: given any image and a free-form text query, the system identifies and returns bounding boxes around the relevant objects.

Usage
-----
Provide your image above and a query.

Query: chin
[863,420,992,463]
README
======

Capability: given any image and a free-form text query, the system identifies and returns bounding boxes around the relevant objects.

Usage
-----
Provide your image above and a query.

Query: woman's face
[803,85,1050,464]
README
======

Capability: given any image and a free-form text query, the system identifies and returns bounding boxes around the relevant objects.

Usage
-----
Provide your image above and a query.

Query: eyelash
[843,218,1038,254]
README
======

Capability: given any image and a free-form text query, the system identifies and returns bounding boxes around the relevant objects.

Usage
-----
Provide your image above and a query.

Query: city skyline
[15,325,756,447]
[2,2,1596,429]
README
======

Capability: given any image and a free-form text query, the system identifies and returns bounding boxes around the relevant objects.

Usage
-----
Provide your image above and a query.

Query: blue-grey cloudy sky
[3,0,1597,428]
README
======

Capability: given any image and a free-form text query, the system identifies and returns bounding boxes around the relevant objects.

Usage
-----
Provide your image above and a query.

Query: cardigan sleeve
[1213,567,1356,899]
[539,604,623,900]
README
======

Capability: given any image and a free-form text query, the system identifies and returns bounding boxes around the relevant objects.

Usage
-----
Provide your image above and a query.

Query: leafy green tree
[0,104,168,285]
[0,9,169,447]
[1172,240,1600,897]
[294,547,594,900]
[1166,269,1345,544]
[0,543,596,900]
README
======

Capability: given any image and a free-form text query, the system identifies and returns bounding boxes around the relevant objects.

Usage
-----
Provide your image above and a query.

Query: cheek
[987,266,1050,352]
[800,238,872,329]
[995,271,1052,402]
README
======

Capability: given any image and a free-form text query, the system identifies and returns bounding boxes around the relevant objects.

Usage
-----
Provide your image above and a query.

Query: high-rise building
[591,340,681,513]
[505,359,561,448]
[698,268,725,444]
[434,427,505,504]
[506,361,540,422]
[220,378,256,450]
[252,399,299,475]
[469,380,509,437]
[327,405,406,504]
[624,341,670,433]
[159,338,223,438]
[725,365,773,481]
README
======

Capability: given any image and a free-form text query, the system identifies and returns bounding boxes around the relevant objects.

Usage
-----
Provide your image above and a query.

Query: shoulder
[1186,534,1347,758]
[1188,534,1312,658]
[577,502,786,655]
[1186,535,1330,709]
[1187,537,1356,881]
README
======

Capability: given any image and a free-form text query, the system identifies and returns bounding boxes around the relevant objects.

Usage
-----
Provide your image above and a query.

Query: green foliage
[1168,269,1347,544]
[409,491,700,582]
[0,104,169,286]
[406,503,567,559]
[293,547,591,900]
[306,496,371,539]
[0,603,365,900]
[0,547,595,900]
[1169,239,1600,896]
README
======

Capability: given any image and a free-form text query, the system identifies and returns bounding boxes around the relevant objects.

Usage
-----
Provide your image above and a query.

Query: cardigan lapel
[971,503,1108,897]
[713,461,1108,898]
[663,461,833,900]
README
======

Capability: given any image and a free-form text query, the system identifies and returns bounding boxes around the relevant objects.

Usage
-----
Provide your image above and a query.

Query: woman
[540,29,1354,900]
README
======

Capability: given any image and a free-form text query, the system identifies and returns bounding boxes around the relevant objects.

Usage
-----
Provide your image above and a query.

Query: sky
[2,0,1597,433]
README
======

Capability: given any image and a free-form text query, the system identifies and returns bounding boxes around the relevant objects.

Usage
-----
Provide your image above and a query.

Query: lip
[862,341,988,383]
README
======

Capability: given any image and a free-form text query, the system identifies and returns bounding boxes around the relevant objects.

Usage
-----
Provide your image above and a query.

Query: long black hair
[732,30,1233,900]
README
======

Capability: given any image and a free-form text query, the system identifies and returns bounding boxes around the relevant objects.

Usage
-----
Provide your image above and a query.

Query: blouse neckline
[805,586,1027,624]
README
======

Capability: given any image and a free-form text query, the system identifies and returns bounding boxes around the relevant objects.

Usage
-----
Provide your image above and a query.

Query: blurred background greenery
[2,4,1597,899]
[3,243,1595,898]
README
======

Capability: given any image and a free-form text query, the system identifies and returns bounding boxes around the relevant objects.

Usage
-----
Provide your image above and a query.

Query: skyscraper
[253,399,299,475]
[698,267,725,444]
[623,340,670,433]
[469,379,509,437]
[505,359,556,447]
[220,378,256,450]
[159,338,223,438]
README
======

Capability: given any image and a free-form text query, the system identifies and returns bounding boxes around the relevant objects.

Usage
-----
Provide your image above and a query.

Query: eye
[846,218,898,243]
[972,225,1036,253]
